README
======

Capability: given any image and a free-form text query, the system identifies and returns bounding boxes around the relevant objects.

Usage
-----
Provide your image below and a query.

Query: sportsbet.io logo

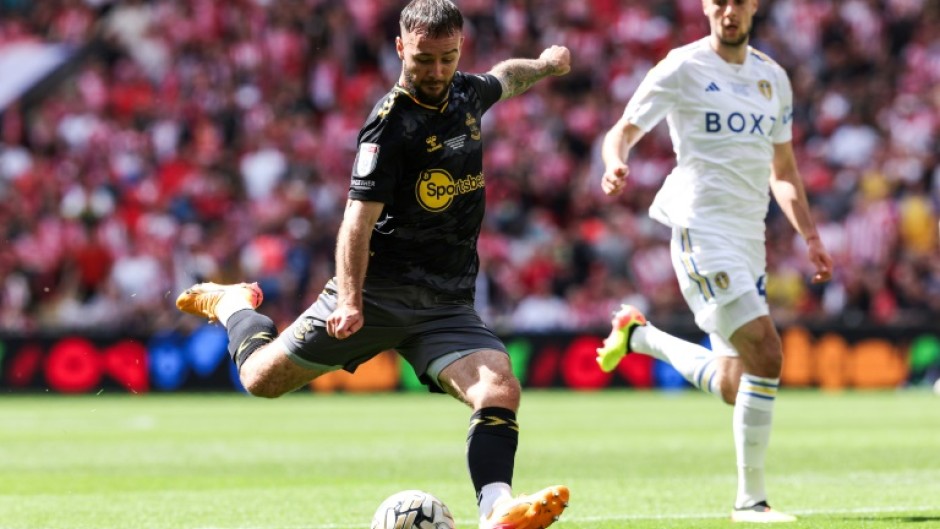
[415,169,484,212]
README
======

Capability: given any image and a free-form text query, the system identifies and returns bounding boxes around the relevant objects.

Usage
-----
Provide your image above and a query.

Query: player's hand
[326,304,364,340]
[806,237,833,284]
[601,163,629,196]
[540,45,571,76]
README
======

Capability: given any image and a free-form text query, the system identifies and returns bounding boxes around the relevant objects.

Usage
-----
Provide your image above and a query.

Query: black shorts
[280,278,506,389]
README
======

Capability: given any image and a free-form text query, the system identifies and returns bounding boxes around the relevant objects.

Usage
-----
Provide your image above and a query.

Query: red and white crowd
[0,0,937,334]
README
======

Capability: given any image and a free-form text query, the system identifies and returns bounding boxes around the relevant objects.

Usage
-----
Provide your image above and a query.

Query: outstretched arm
[769,141,833,284]
[489,45,570,100]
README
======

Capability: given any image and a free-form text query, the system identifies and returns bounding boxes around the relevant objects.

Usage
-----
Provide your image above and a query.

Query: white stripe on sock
[632,324,718,395]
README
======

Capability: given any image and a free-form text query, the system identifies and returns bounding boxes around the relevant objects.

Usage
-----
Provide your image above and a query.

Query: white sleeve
[622,54,681,133]
[773,67,794,144]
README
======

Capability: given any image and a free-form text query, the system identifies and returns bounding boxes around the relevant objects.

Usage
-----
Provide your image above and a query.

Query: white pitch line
[177,505,940,529]
[572,503,940,522]
[3,505,933,529]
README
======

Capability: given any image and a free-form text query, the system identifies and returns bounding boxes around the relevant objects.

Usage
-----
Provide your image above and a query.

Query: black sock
[467,407,518,505]
[226,310,277,370]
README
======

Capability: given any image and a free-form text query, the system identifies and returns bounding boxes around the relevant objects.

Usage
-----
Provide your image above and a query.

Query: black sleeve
[349,112,401,204]
[466,73,503,114]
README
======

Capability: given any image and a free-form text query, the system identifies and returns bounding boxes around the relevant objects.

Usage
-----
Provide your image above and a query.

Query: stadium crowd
[0,0,938,336]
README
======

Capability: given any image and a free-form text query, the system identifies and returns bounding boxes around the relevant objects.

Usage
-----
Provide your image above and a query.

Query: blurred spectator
[0,0,938,334]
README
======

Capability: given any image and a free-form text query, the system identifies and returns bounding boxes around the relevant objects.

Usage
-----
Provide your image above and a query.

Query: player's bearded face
[704,0,757,47]
[397,30,462,105]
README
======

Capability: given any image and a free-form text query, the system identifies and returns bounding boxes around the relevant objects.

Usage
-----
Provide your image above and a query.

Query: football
[371,490,455,529]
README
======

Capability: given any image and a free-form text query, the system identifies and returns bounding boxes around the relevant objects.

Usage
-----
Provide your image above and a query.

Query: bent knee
[485,372,521,398]
[499,375,522,401]
[237,343,319,398]
[734,320,780,349]
[731,319,782,372]
[441,349,522,410]
[475,374,521,410]
[241,376,288,399]
[239,366,299,398]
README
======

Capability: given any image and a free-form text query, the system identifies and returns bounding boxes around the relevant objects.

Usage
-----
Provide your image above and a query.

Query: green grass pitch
[1,389,938,529]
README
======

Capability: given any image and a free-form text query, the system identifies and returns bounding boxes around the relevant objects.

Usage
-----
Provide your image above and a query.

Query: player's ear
[396,36,404,60]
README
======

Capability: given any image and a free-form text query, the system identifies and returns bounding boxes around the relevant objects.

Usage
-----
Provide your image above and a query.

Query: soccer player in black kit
[176,1,571,528]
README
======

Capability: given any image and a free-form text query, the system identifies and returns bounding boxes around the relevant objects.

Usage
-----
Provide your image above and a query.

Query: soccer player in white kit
[596,0,833,523]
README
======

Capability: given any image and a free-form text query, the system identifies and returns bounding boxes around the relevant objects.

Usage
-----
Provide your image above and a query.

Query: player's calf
[176,282,276,371]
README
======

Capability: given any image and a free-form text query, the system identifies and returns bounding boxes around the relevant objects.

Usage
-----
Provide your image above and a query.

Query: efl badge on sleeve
[356,143,380,176]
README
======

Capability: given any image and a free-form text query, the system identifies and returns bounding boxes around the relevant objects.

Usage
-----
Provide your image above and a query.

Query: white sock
[630,324,720,394]
[733,373,778,508]
[478,482,512,523]
[216,295,255,327]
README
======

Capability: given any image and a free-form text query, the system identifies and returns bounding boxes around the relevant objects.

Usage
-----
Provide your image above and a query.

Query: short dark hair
[399,0,463,39]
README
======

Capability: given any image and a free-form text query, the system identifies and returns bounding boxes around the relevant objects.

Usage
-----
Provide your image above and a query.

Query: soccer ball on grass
[371,490,455,529]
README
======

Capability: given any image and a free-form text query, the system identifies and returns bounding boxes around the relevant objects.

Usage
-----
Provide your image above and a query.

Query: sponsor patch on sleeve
[355,142,380,176]
[351,178,375,189]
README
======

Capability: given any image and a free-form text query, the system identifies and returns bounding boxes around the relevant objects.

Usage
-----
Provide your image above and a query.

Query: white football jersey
[623,38,793,240]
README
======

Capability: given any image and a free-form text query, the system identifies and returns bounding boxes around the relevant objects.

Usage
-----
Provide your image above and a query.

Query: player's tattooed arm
[490,45,571,100]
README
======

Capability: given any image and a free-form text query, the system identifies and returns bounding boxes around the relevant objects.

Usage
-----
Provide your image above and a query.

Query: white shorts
[670,227,769,345]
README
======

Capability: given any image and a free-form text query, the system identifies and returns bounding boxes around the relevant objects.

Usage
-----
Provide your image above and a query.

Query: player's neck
[397,78,450,107]
[708,35,749,65]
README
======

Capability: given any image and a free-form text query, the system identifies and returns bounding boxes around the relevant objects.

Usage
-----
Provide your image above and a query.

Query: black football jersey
[349,72,503,300]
